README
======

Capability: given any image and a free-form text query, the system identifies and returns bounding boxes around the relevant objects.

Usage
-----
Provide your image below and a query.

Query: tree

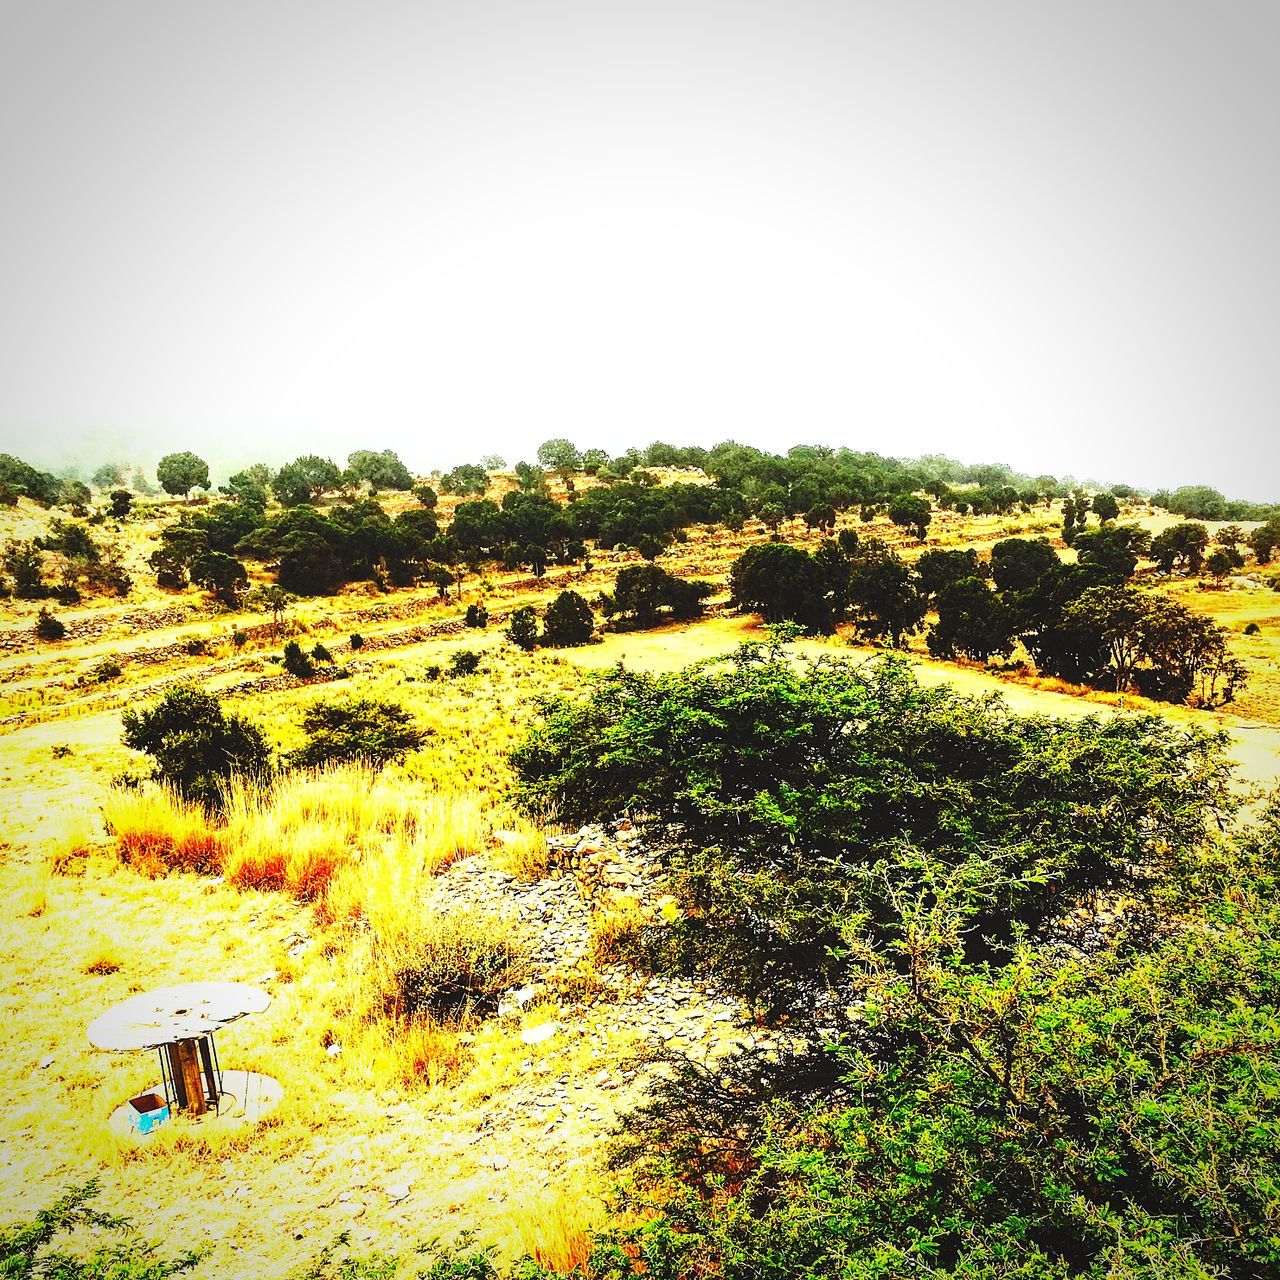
[480,454,506,470]
[290,695,427,770]
[1072,524,1149,580]
[990,537,1058,594]
[886,492,931,541]
[122,684,272,807]
[91,462,127,489]
[1061,585,1150,694]
[412,483,438,509]
[0,454,60,505]
[345,449,413,491]
[513,461,548,493]
[845,542,926,646]
[440,463,488,496]
[926,576,1016,661]
[541,590,594,647]
[281,640,315,679]
[1248,517,1280,564]
[190,551,248,607]
[602,564,713,629]
[1090,491,1119,522]
[1151,522,1210,574]
[271,455,340,506]
[277,532,344,595]
[536,438,582,479]
[580,448,609,474]
[730,543,832,633]
[156,452,210,499]
[108,489,133,518]
[34,607,64,640]
[225,464,271,507]
[916,548,983,599]
[507,606,539,651]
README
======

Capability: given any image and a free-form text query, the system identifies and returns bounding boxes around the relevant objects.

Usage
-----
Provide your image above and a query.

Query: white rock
[326,1042,343,1057]
[521,1021,558,1045]
[385,1183,411,1202]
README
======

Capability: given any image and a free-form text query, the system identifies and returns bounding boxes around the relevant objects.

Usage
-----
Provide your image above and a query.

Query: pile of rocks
[546,820,667,910]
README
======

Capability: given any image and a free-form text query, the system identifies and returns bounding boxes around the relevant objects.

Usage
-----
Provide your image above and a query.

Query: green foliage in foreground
[508,647,1280,1278]
[122,683,272,807]
[514,644,1234,1005]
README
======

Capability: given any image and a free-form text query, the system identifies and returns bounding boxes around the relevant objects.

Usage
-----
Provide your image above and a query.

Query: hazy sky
[1,1,1277,495]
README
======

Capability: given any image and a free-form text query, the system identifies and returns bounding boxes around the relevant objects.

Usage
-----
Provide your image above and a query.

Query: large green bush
[513,643,1233,1005]
[122,684,272,807]
[290,695,428,770]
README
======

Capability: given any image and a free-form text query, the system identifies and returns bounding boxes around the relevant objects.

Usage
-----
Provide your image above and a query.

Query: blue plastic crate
[127,1091,170,1135]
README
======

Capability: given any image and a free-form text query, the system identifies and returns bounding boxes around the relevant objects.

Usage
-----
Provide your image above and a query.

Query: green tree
[886,492,931,541]
[109,488,133,518]
[271,456,340,506]
[926,576,1016,661]
[290,695,427,770]
[541,590,594,647]
[122,684,272,807]
[990,537,1059,593]
[155,451,210,499]
[190,551,248,607]
[507,605,539,651]
[729,542,832,633]
[536,438,582,479]
[845,541,926,646]
[1090,490,1120,522]
[345,448,413,491]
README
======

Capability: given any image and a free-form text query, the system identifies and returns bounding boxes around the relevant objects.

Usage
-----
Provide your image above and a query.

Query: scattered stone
[521,1021,558,1045]
[326,1043,343,1058]
[385,1183,411,1203]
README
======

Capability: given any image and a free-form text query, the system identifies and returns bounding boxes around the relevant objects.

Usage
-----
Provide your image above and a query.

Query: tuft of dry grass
[589,895,649,966]
[493,1183,604,1272]
[101,784,221,875]
[221,766,486,907]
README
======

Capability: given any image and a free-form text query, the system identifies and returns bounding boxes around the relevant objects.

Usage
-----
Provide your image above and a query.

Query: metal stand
[156,1031,223,1115]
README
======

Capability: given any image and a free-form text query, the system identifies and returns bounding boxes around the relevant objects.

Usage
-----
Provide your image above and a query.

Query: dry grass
[101,783,221,875]
[493,1183,604,1272]
[589,895,648,966]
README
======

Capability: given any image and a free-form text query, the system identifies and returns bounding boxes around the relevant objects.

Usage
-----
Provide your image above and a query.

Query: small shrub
[449,649,481,677]
[282,640,315,679]
[541,590,593,647]
[34,607,65,640]
[422,663,443,681]
[89,658,122,683]
[311,642,333,664]
[349,632,364,650]
[507,605,539,651]
[231,629,248,649]
[1244,621,1261,635]
[464,603,488,629]
[289,695,429,770]
[183,636,208,656]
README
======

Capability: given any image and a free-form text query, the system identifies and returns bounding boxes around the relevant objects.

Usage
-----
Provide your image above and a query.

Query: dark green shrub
[122,683,272,808]
[34,607,64,640]
[513,645,1234,1008]
[464,603,488,628]
[1245,621,1261,635]
[311,642,333,664]
[349,632,364,650]
[289,695,428,770]
[449,649,481,677]
[541,590,593,647]
[231,629,247,648]
[282,640,315,679]
[507,606,539,651]
[90,658,122,682]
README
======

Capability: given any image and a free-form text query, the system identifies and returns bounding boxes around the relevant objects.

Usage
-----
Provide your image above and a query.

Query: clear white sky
[1,1,1277,496]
